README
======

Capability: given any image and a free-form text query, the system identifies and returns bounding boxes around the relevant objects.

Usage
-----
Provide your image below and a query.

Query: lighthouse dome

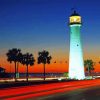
[70,10,80,17]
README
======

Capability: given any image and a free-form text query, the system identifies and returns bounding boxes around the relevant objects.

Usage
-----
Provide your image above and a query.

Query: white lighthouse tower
[69,11,85,80]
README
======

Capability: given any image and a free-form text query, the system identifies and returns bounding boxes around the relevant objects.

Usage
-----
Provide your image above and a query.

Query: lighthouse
[69,11,85,80]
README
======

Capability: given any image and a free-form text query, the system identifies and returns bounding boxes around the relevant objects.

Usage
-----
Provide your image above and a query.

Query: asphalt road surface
[0,79,100,100]
[35,86,100,100]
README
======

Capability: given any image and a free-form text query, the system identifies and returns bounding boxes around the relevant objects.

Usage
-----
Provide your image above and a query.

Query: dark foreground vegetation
[0,79,69,89]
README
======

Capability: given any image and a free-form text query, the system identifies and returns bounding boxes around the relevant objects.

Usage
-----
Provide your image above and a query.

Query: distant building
[0,67,10,78]
[0,67,5,73]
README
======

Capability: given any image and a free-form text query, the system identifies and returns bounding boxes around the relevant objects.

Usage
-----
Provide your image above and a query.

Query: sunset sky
[0,0,100,73]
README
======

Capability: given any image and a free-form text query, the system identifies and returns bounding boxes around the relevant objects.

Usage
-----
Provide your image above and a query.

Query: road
[36,85,100,100]
[0,79,100,100]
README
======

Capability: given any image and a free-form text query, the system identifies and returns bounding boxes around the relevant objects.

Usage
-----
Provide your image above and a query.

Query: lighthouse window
[77,44,79,46]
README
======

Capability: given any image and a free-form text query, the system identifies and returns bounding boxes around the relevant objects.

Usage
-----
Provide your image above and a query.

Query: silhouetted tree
[6,48,22,81]
[38,50,52,80]
[22,53,35,82]
[84,59,95,76]
[63,72,68,78]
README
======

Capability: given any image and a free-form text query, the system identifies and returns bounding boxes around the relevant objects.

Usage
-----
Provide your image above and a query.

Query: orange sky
[1,57,100,73]
[2,60,68,73]
[0,49,100,73]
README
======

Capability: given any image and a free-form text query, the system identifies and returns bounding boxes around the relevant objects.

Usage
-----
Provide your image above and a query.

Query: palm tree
[84,59,95,76]
[6,48,22,81]
[22,53,35,82]
[37,50,52,81]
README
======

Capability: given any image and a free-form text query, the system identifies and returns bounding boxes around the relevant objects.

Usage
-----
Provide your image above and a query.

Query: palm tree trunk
[17,62,19,78]
[26,65,28,82]
[15,62,17,82]
[90,70,91,77]
[88,66,90,76]
[44,64,45,81]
